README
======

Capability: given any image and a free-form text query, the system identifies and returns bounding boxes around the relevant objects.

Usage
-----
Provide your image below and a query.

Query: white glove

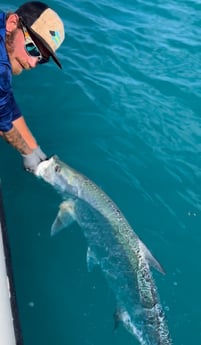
[22,146,47,173]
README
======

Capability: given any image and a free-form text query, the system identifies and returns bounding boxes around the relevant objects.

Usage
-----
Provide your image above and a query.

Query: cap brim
[28,27,62,69]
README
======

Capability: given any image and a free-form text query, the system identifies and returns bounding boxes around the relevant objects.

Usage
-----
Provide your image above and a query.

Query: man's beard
[6,30,20,74]
[5,29,28,75]
[5,29,17,55]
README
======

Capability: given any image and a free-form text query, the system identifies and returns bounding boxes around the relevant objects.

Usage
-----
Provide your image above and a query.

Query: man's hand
[1,119,47,173]
[22,147,47,173]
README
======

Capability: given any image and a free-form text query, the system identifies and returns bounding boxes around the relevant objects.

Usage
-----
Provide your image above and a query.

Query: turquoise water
[1,0,201,344]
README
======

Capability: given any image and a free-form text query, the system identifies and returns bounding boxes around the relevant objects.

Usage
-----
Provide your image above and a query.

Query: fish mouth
[35,157,55,179]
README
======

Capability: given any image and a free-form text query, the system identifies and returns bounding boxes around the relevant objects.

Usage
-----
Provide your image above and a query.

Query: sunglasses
[21,24,49,64]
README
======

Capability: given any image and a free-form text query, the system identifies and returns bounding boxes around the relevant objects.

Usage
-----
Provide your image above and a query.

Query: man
[0,1,65,172]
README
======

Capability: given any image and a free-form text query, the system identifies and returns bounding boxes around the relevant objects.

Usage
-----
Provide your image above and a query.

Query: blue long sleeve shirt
[0,12,21,132]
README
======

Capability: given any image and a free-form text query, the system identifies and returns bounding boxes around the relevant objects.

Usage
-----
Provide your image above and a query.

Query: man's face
[6,14,48,75]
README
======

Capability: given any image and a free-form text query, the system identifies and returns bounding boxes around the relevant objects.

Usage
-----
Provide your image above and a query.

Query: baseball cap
[15,1,65,68]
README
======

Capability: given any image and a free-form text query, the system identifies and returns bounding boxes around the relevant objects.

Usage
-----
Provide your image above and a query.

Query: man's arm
[0,116,47,172]
[12,116,38,150]
[0,116,37,153]
[2,126,33,154]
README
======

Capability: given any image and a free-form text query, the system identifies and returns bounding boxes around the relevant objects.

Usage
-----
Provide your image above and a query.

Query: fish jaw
[35,156,58,184]
[35,156,79,197]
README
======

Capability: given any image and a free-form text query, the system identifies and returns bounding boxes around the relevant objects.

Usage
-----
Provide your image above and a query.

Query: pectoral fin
[51,200,76,236]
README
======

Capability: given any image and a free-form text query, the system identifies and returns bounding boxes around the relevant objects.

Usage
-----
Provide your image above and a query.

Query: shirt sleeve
[0,64,21,132]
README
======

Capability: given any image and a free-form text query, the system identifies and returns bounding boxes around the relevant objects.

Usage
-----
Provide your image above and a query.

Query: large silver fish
[35,155,172,345]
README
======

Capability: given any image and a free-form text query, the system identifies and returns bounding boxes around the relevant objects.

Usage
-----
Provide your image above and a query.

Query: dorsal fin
[139,239,165,274]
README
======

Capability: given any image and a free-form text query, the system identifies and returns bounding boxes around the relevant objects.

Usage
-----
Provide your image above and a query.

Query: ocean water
[1,0,201,344]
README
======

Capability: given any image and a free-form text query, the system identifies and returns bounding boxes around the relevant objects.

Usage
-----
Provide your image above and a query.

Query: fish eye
[55,165,61,173]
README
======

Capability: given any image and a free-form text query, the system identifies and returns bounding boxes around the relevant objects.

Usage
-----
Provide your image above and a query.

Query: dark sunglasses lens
[26,42,41,57]
[38,56,50,64]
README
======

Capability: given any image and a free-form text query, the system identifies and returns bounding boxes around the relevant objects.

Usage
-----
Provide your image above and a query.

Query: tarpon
[35,155,172,345]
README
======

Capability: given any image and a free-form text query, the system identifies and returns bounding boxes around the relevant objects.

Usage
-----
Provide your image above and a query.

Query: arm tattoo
[2,126,32,155]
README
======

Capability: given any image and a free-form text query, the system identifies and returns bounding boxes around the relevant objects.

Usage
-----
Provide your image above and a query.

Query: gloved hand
[22,146,47,173]
[34,146,47,161]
